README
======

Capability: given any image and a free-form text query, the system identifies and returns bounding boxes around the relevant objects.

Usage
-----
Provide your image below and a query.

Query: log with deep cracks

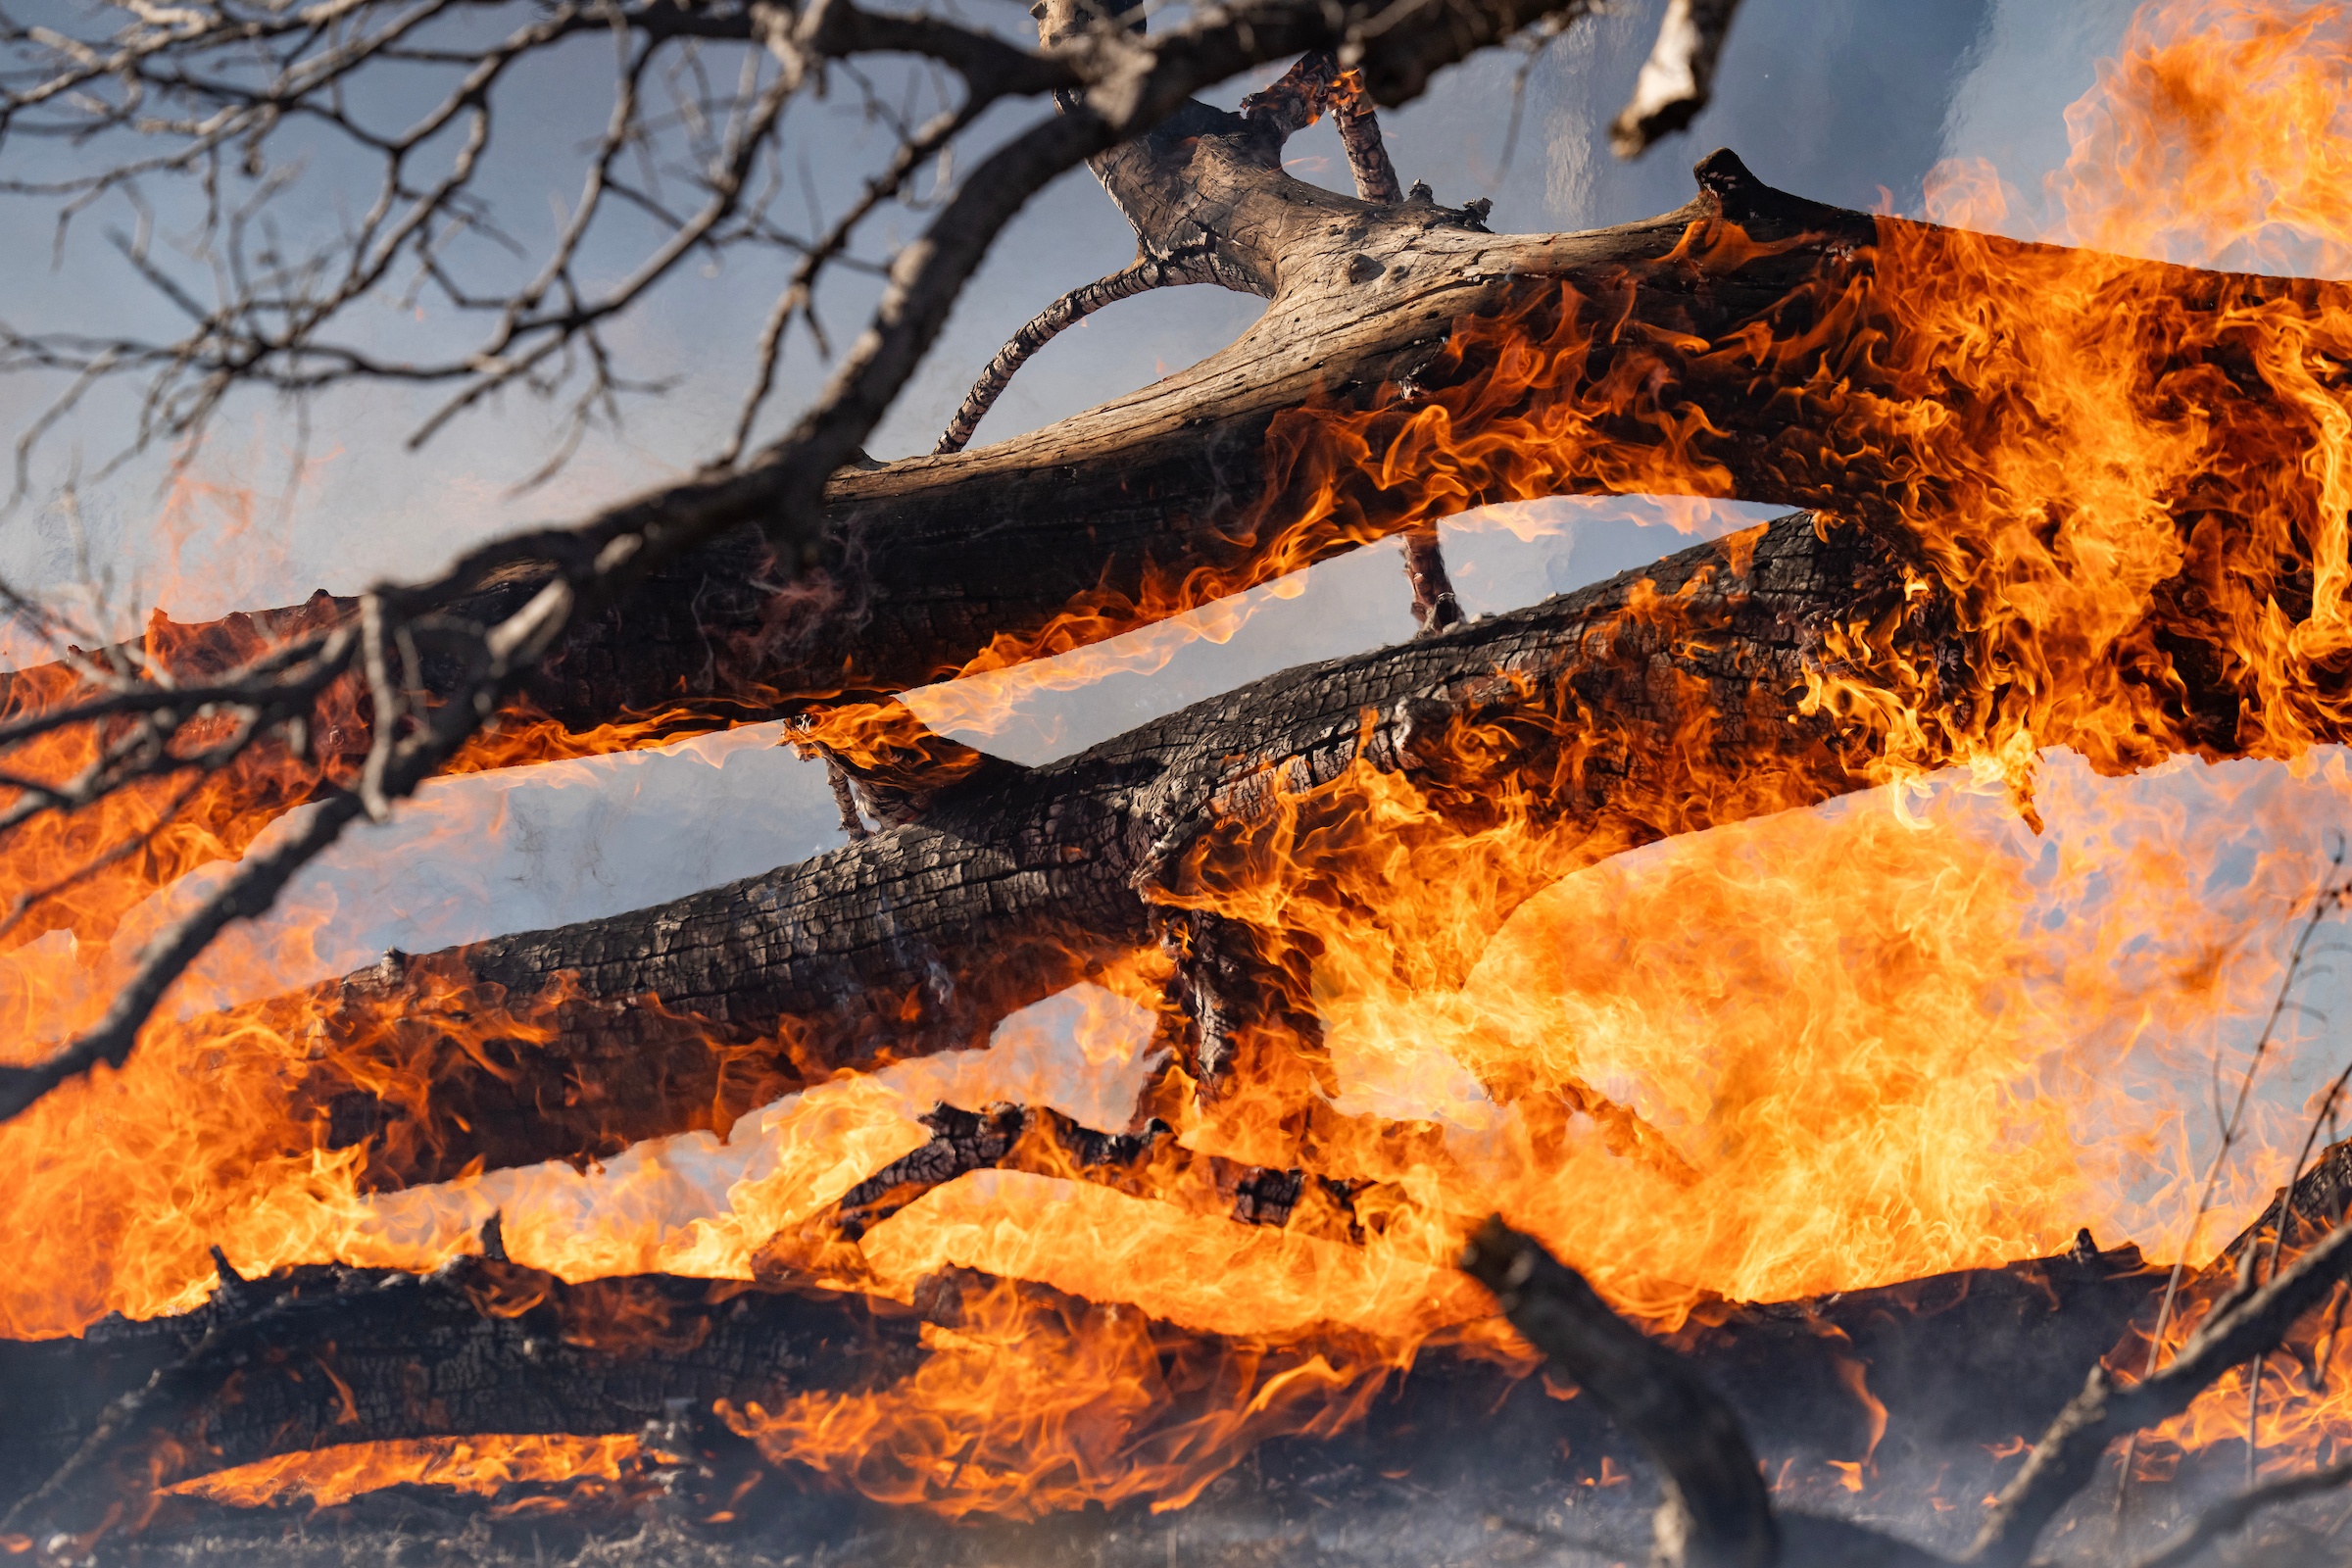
[277,508,1919,1188]
[26,150,2352,949]
[0,1216,2164,1544]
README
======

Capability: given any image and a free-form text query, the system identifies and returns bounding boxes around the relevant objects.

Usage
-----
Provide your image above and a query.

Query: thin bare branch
[934,255,1193,454]
[2130,1461,2352,1568]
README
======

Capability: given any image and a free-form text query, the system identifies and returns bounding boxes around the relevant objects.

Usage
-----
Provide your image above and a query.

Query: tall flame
[18,0,2352,1531]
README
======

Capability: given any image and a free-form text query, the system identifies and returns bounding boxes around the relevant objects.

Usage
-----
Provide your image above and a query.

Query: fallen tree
[13,0,2352,1558]
[15,142,2351,958]
[232,473,2348,1190]
[0,1207,2161,1544]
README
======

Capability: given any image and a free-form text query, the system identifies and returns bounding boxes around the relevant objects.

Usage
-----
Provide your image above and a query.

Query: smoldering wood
[1465,1198,2352,1568]
[0,1216,2161,1550]
[0,1254,928,1539]
[1971,1211,2352,1566]
[2128,1460,2352,1568]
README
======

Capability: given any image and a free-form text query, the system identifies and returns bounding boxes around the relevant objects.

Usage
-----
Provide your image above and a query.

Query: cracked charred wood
[2220,1138,2352,1270]
[0,1254,930,1540]
[279,508,1928,1185]
[0,1218,2167,1547]
[24,147,2352,956]
[263,470,2352,1188]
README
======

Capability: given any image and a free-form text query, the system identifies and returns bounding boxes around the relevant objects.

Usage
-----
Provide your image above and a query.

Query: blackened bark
[291,508,1914,1185]
[25,151,2352,947]
[0,1223,2161,1546]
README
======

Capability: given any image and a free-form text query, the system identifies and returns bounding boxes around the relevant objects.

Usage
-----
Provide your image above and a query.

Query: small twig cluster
[0,0,1606,1131]
[1464,1214,2352,1568]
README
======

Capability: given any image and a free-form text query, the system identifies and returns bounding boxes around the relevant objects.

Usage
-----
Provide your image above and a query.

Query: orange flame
[164,1435,650,1511]
[25,0,2352,1532]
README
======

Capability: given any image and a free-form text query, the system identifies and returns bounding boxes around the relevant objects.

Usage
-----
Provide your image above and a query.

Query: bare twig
[2120,849,2352,1514]
[1971,1212,2352,1567]
[2129,1460,2352,1568]
[934,256,1193,454]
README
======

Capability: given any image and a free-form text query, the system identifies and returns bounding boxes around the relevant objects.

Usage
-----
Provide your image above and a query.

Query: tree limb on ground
[16,148,2347,975]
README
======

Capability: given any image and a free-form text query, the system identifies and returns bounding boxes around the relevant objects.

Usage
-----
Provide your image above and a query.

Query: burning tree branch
[0,0,1609,1127]
[11,145,2350,1009]
[1973,1214,2352,1565]
[182,511,1900,1191]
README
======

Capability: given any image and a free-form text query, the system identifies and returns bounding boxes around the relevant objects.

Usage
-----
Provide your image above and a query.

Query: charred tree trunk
[25,147,2352,953]
[279,508,1914,1184]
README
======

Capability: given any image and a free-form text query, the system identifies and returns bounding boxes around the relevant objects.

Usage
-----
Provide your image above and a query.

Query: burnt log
[279,508,1912,1185]
[216,453,2332,1189]
[0,1222,2160,1548]
[21,146,2352,951]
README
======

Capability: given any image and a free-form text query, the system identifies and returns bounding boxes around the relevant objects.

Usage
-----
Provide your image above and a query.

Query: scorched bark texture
[291,508,1914,1184]
[31,150,2352,937]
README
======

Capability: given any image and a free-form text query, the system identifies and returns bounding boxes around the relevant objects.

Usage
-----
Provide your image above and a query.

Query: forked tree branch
[0,0,1605,1128]
[1241,47,1403,201]
[937,37,1414,454]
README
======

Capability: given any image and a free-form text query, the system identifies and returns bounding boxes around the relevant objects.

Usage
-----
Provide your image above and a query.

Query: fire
[22,0,2352,1534]
[749,0,2352,1508]
[720,1275,1387,1521]
[164,1435,649,1511]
